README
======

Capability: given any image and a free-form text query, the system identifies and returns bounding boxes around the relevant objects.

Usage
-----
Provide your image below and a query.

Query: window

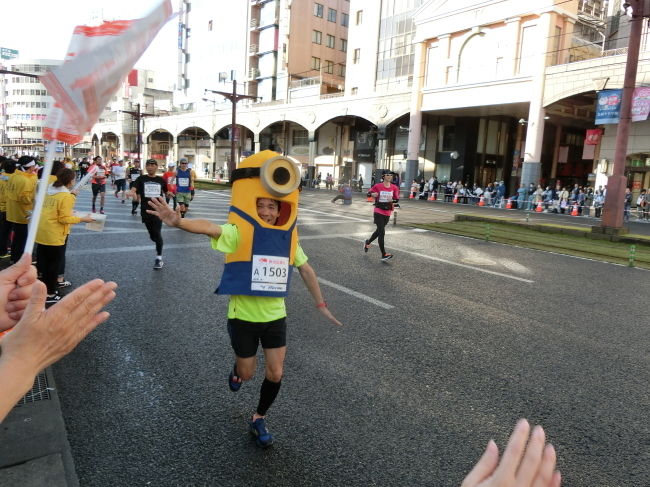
[148,77,154,82]
[339,64,346,77]
[341,13,349,27]
[356,10,363,25]
[314,3,323,17]
[351,87,358,95]
[340,39,347,52]
[311,57,321,70]
[353,48,361,64]
[324,60,334,74]
[292,129,308,146]
[328,8,337,22]
[313,30,322,44]
[208,20,212,31]
[326,34,335,48]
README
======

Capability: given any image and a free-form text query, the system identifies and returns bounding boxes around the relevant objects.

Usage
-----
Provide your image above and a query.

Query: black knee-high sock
[132,201,139,211]
[256,378,281,417]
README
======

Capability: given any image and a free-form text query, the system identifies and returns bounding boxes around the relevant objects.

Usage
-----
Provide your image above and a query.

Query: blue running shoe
[228,368,242,392]
[249,417,275,448]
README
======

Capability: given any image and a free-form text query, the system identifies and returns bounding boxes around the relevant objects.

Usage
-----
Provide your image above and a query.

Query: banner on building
[353,130,376,163]
[41,0,175,144]
[585,129,602,145]
[595,89,623,124]
[631,87,650,122]
[0,48,19,60]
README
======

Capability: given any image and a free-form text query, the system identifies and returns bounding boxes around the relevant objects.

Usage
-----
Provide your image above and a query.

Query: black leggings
[10,222,28,263]
[36,244,64,295]
[0,212,12,255]
[143,218,163,255]
[368,212,391,255]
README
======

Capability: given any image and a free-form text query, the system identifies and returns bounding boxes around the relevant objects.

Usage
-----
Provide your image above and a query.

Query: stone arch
[544,87,597,108]
[457,30,493,84]
[147,129,174,164]
[177,126,211,168]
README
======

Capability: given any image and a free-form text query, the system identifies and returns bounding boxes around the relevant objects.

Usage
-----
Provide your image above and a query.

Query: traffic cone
[571,203,578,216]
[366,194,373,202]
[478,195,485,206]
[535,200,544,212]
[409,192,415,199]
[429,191,436,201]
[453,194,459,204]
[506,199,512,209]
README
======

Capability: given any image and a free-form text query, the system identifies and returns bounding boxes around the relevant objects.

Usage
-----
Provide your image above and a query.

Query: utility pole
[122,103,155,162]
[7,123,27,154]
[205,80,257,179]
[601,0,650,231]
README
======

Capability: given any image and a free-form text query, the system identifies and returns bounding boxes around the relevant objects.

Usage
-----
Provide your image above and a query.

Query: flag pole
[24,120,63,256]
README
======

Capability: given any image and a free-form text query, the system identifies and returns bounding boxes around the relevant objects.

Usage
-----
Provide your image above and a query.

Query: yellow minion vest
[216,151,301,297]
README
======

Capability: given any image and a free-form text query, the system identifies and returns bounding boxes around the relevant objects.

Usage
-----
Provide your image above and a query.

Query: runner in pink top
[363,170,399,260]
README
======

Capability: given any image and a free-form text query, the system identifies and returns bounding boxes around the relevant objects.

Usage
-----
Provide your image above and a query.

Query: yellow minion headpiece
[229,150,301,228]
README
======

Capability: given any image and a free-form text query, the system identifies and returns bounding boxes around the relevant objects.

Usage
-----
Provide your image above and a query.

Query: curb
[0,367,79,486]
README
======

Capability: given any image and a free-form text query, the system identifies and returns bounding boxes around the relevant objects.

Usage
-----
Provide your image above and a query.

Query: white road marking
[67,242,211,255]
[298,208,370,222]
[342,236,535,283]
[292,269,393,309]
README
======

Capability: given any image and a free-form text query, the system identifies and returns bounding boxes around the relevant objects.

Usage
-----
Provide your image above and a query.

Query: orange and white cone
[478,195,485,206]
[429,191,436,201]
[367,194,373,202]
[409,192,415,199]
[571,203,579,216]
[453,194,459,204]
[506,199,512,209]
[535,200,544,212]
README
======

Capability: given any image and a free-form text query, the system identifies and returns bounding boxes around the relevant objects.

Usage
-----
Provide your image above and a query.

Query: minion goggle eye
[230,156,301,198]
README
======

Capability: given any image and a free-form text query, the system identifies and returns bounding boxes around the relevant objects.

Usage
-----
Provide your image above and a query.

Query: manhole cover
[461,258,496,266]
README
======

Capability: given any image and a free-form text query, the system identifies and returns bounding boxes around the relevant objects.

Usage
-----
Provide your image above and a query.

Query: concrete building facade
[91,0,650,209]
[2,59,62,157]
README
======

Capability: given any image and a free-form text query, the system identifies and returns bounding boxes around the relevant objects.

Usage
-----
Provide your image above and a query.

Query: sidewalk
[0,367,78,486]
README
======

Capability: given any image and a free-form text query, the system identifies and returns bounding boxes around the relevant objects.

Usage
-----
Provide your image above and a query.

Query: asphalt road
[51,186,650,486]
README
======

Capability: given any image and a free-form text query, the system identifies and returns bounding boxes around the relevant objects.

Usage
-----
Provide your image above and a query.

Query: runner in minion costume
[147,150,342,448]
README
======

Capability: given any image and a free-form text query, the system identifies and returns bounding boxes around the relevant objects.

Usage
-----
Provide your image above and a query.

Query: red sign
[585,129,602,145]
[150,153,167,160]
[633,181,642,190]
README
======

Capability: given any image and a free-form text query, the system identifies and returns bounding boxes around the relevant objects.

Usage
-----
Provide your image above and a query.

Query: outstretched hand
[1,279,117,375]
[318,306,342,326]
[461,419,561,487]
[0,253,37,332]
[147,196,182,227]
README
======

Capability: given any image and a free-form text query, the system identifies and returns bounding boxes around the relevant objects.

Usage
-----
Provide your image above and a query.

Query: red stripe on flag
[73,21,133,37]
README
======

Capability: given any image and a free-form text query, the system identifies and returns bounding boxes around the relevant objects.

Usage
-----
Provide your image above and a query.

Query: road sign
[0,48,19,60]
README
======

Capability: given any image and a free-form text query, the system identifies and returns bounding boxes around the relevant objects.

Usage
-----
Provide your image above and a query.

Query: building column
[254,132,262,154]
[142,141,149,162]
[550,124,562,180]
[405,41,427,195]
[211,138,217,175]
[307,131,317,186]
[521,12,554,187]
[173,140,179,162]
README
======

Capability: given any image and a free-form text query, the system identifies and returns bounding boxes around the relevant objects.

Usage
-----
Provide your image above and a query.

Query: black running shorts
[227,317,287,358]
[91,182,106,195]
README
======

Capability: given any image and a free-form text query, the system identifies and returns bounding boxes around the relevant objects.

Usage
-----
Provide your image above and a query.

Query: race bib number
[178,177,190,186]
[378,191,393,203]
[95,169,106,179]
[131,172,140,181]
[144,182,162,198]
[167,176,176,185]
[251,255,289,292]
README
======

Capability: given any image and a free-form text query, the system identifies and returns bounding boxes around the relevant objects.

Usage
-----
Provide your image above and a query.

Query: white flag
[41,0,174,143]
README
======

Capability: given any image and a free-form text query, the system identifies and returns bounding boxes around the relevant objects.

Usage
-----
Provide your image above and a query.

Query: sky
[2,0,179,88]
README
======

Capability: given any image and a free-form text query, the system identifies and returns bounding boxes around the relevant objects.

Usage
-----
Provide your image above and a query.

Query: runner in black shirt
[127,159,143,215]
[128,159,171,269]
[78,158,90,179]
